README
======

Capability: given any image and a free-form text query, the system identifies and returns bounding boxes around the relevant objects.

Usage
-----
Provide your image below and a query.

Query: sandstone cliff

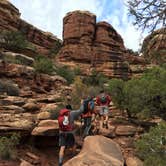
[57,10,147,79]
[142,28,166,64]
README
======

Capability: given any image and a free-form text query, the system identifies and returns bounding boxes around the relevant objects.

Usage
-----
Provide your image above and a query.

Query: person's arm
[70,104,84,122]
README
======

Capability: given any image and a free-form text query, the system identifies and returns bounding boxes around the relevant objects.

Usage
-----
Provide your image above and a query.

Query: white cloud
[9,0,146,51]
[102,0,147,51]
[10,0,105,39]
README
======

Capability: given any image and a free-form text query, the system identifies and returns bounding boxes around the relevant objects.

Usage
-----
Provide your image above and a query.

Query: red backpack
[58,109,73,131]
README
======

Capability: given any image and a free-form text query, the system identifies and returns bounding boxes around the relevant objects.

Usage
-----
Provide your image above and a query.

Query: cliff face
[57,10,146,79]
[0,0,61,55]
[142,28,166,64]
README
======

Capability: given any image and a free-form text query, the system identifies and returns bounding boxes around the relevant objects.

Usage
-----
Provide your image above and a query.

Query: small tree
[0,133,20,160]
[83,69,108,87]
[33,55,54,74]
[135,122,166,166]
[108,78,125,111]
[0,30,29,51]
[70,77,88,109]
[56,65,75,85]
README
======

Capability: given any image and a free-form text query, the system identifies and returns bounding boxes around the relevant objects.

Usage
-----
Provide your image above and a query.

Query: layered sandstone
[142,28,166,64]
[0,0,61,55]
[58,10,146,78]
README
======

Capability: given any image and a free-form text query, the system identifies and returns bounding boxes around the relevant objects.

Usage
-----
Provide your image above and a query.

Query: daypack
[58,108,73,131]
[83,98,95,115]
[100,95,107,103]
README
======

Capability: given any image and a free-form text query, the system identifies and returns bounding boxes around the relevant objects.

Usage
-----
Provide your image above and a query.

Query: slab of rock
[31,120,59,136]
[37,111,51,120]
[64,135,124,166]
[23,102,40,112]
[115,125,137,136]
[126,157,143,166]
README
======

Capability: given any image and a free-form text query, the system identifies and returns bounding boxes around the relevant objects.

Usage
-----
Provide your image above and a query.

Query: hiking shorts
[59,132,75,147]
[99,106,109,116]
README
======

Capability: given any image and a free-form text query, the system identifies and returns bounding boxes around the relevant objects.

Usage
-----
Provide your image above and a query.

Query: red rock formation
[58,10,146,79]
[142,28,166,64]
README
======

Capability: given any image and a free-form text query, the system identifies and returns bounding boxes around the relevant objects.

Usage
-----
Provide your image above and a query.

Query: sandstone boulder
[31,120,59,136]
[64,135,124,166]
[126,157,143,166]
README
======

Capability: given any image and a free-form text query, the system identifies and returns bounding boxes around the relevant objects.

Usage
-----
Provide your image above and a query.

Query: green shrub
[73,67,82,75]
[70,77,88,109]
[83,69,108,87]
[49,41,62,58]
[135,122,166,166]
[0,133,20,160]
[33,55,54,74]
[56,66,75,85]
[108,78,125,111]
[0,30,29,51]
[0,79,20,96]
[108,66,166,119]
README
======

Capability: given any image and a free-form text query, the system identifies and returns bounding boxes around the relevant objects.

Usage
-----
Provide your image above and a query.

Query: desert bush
[135,122,166,166]
[83,69,108,87]
[0,133,20,160]
[0,79,20,96]
[0,30,29,51]
[49,40,62,58]
[56,65,75,85]
[108,78,125,111]
[33,55,54,74]
[70,77,88,109]
[107,66,166,119]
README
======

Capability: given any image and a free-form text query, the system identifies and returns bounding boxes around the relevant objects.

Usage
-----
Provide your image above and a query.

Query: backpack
[58,109,72,131]
[100,95,107,104]
[83,98,95,114]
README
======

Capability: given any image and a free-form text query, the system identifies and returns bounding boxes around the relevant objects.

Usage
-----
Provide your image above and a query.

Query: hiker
[58,104,84,166]
[96,90,111,129]
[81,95,95,138]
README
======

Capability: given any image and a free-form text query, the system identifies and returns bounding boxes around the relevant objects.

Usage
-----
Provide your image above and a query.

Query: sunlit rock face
[142,28,166,64]
[57,10,147,79]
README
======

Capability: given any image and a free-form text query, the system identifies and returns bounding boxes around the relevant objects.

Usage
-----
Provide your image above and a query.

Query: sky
[10,0,147,51]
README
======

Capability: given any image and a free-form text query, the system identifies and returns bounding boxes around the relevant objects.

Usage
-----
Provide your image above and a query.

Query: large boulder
[64,135,124,166]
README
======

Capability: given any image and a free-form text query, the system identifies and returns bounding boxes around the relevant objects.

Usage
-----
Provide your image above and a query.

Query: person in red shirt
[96,90,111,129]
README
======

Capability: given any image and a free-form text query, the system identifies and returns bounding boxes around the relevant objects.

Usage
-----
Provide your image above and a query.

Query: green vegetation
[0,30,29,51]
[70,77,100,109]
[33,55,54,74]
[107,78,125,111]
[135,122,166,166]
[56,65,75,85]
[0,79,20,96]
[73,66,82,75]
[49,40,62,58]
[83,69,108,87]
[0,133,20,160]
[108,65,166,119]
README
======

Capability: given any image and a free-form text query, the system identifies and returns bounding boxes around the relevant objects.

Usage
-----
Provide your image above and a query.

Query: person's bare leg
[59,146,65,166]
[104,115,109,129]
[99,116,104,130]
